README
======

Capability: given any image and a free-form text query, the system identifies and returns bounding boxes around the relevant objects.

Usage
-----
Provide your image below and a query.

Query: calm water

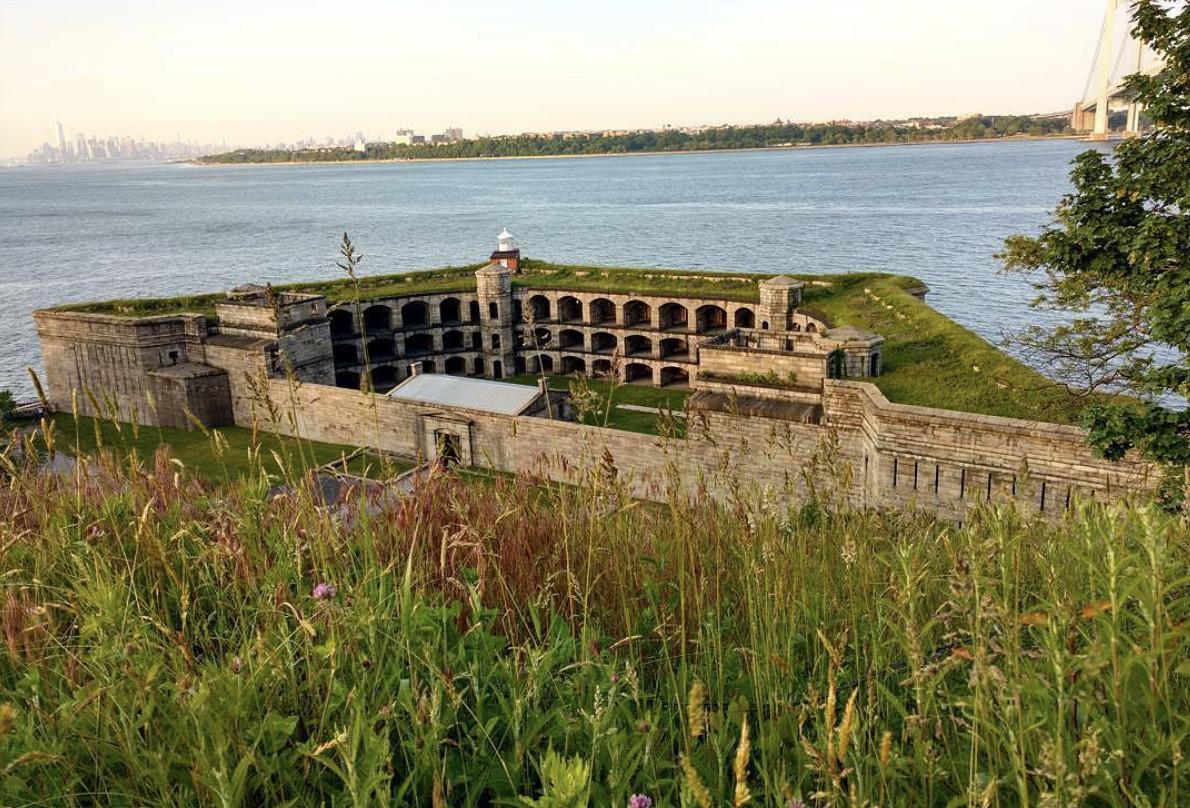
[0,140,1099,397]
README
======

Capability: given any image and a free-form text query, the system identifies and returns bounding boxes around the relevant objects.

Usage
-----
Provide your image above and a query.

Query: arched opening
[444,356,467,375]
[625,334,652,356]
[828,348,847,380]
[539,355,554,373]
[333,343,358,364]
[329,308,355,338]
[790,322,801,331]
[659,337,688,359]
[806,323,817,333]
[527,295,551,322]
[336,371,360,390]
[474,357,486,375]
[590,298,616,325]
[558,329,583,350]
[404,333,434,356]
[764,321,772,330]
[561,356,586,375]
[513,356,525,374]
[592,358,613,377]
[442,330,465,351]
[591,332,617,354]
[469,301,481,323]
[471,332,482,351]
[370,365,398,391]
[488,302,499,320]
[512,300,524,323]
[660,366,690,388]
[439,297,462,324]
[734,307,755,328]
[420,359,437,374]
[366,337,395,362]
[490,333,501,349]
[870,352,881,376]
[696,305,728,334]
[659,302,689,330]
[400,301,428,329]
[558,296,582,323]
[624,363,654,385]
[532,326,552,347]
[492,360,503,379]
[623,300,651,327]
[363,305,393,332]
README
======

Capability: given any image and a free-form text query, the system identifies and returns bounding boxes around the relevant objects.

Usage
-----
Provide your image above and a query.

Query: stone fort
[33,230,1152,520]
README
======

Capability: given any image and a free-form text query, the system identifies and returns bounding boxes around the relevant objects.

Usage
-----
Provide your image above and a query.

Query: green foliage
[1000,0,1190,506]
[0,389,14,420]
[0,425,1185,806]
[196,116,1073,165]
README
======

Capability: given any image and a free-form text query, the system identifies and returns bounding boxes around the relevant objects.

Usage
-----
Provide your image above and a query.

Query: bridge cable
[1081,14,1108,104]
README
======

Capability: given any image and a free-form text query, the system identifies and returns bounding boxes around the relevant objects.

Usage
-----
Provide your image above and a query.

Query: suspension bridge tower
[1072,0,1162,139]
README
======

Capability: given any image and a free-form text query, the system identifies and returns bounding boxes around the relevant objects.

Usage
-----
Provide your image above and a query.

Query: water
[0,139,1097,398]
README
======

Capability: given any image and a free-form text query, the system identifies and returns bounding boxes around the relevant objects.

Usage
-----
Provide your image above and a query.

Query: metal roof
[386,373,542,415]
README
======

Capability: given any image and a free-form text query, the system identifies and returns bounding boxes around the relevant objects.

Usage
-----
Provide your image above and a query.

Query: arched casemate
[400,301,429,328]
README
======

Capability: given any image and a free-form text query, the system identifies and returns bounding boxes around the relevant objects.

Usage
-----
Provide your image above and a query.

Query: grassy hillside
[0,425,1183,806]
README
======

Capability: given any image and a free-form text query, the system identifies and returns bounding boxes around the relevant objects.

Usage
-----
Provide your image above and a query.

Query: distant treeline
[198,116,1073,164]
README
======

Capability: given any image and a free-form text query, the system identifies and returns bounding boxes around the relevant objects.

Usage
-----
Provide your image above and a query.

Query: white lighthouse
[491,227,521,271]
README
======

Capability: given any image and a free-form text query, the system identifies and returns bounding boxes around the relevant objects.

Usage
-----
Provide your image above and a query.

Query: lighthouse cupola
[490,227,521,272]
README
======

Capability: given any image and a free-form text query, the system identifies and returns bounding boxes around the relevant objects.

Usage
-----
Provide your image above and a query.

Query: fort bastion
[33,231,1152,521]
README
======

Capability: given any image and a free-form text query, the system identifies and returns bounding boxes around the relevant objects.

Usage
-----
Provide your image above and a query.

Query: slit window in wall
[489,302,499,320]
[491,334,501,349]
[892,457,898,488]
[960,468,967,499]
[1011,475,1017,496]
[1065,488,1071,510]
[913,461,919,491]
[987,473,993,501]
[934,464,940,494]
[1040,481,1048,512]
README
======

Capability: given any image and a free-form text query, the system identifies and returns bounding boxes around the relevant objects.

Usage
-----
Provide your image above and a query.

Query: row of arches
[523,355,690,387]
[334,329,511,365]
[526,329,690,359]
[523,296,748,332]
[331,296,763,339]
[335,356,508,392]
[329,297,494,338]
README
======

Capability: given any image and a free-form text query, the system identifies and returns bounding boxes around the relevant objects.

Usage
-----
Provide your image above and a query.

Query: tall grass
[0,422,1186,806]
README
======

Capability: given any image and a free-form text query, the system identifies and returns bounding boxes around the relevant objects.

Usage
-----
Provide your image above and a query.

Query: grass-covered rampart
[0,418,1183,806]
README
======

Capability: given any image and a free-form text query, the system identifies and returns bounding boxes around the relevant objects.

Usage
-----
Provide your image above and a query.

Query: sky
[0,0,1111,157]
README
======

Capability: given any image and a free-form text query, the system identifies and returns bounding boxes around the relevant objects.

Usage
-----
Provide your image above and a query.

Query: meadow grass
[0,413,1185,806]
[24,413,412,482]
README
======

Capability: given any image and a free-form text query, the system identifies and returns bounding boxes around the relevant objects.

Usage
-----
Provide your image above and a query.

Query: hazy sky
[0,0,1109,156]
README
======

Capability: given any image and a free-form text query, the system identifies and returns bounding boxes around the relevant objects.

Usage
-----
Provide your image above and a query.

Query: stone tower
[757,276,805,331]
[475,262,515,378]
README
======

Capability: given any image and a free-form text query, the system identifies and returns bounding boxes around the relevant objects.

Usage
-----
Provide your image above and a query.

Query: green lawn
[806,273,1096,424]
[505,374,689,435]
[29,414,415,482]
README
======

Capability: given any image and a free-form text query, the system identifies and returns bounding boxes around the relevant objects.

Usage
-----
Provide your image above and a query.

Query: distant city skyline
[0,0,1111,159]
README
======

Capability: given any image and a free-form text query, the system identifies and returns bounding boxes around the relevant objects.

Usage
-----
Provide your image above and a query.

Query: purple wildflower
[628,796,652,808]
[312,582,337,600]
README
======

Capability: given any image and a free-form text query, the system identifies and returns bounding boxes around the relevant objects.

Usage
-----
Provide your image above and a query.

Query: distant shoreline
[187,134,1089,168]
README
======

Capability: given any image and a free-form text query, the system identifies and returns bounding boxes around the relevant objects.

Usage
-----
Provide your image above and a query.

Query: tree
[1000,0,1189,509]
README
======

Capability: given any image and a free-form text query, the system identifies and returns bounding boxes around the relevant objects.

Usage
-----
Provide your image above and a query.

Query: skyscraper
[56,121,66,163]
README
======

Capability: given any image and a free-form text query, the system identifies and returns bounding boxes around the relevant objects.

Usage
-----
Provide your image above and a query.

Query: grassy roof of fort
[48,258,1088,424]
